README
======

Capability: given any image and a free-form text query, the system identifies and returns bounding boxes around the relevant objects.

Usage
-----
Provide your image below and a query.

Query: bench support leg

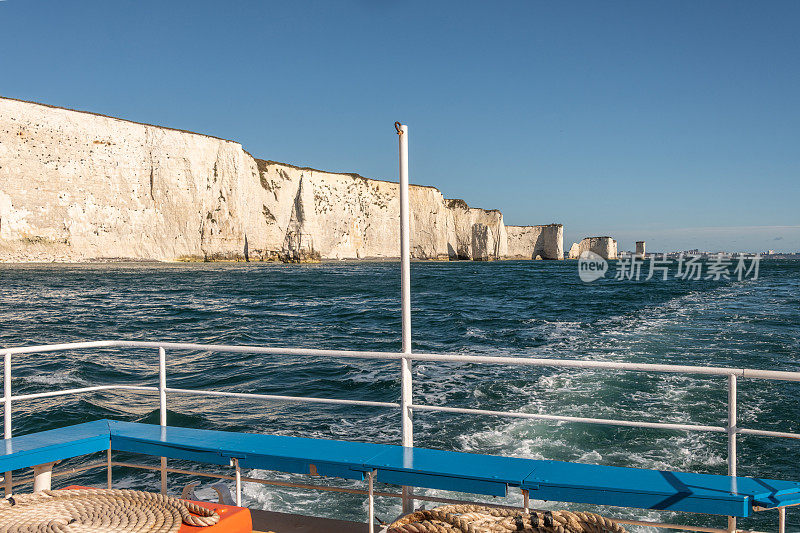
[401,486,414,514]
[778,507,785,533]
[106,448,112,488]
[160,457,167,495]
[33,462,56,492]
[522,489,530,514]
[233,458,242,507]
[3,472,11,497]
[727,516,736,532]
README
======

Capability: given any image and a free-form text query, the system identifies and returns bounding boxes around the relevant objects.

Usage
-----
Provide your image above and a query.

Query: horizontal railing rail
[2,339,798,533]
[2,340,800,380]
[165,387,400,408]
[7,385,159,403]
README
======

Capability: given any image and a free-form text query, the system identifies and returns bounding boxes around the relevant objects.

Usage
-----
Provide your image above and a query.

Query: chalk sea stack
[568,237,618,260]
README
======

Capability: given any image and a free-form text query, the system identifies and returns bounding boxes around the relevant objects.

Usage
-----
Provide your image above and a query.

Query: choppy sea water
[1,260,799,531]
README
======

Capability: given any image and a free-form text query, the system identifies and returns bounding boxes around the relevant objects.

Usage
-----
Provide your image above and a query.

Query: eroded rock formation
[0,97,561,262]
[506,224,563,260]
[567,237,618,260]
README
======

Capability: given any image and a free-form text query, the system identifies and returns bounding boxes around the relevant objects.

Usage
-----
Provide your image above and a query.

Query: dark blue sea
[1,259,799,531]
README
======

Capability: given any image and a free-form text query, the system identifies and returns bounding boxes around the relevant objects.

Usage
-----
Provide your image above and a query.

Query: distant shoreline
[0,257,581,267]
[1,256,798,267]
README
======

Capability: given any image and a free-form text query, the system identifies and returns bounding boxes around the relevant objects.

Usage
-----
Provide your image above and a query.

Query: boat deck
[251,509,362,532]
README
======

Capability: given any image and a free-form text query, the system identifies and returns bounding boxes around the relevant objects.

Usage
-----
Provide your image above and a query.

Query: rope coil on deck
[0,489,220,532]
[387,504,628,533]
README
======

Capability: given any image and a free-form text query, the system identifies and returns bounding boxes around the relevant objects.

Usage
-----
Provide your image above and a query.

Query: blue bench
[520,459,800,517]
[108,420,386,480]
[2,419,799,520]
[0,420,109,472]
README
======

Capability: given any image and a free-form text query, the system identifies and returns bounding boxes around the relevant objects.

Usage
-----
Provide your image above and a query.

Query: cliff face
[506,224,563,259]
[0,97,267,262]
[568,237,618,260]
[0,97,561,262]
[254,162,510,261]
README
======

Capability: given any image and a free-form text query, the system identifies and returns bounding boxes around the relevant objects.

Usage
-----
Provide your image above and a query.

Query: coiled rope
[387,504,628,533]
[0,489,220,532]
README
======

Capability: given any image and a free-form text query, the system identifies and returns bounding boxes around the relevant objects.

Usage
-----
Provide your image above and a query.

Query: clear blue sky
[1,0,797,252]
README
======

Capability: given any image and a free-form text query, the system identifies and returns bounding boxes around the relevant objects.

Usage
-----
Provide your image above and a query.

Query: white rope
[388,504,628,533]
[0,489,220,532]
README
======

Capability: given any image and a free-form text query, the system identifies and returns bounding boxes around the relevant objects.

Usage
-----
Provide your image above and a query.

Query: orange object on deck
[63,486,252,532]
[178,499,252,533]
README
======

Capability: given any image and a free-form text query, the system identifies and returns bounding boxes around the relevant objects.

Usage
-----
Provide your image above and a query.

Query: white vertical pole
[398,122,412,441]
[4,351,12,497]
[159,347,167,426]
[368,469,375,533]
[159,347,167,495]
[234,458,242,507]
[727,374,737,533]
[397,122,414,514]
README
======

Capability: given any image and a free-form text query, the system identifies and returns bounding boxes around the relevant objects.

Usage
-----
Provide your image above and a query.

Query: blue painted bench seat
[521,459,800,517]
[0,420,109,472]
[108,420,387,481]
[3,419,800,518]
[365,445,537,497]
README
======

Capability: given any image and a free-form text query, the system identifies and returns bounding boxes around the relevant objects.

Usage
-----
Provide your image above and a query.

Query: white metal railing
[1,126,793,533]
[2,340,799,532]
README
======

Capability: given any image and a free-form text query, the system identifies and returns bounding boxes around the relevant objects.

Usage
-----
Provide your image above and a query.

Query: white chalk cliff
[0,97,562,262]
[506,224,563,260]
[568,237,618,260]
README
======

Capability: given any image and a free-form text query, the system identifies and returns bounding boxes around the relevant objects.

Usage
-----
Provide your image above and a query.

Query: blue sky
[1,0,797,252]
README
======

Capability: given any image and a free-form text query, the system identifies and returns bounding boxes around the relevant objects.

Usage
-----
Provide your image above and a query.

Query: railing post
[233,458,242,507]
[727,374,737,533]
[159,347,167,495]
[367,469,376,533]
[397,122,415,514]
[4,351,12,497]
